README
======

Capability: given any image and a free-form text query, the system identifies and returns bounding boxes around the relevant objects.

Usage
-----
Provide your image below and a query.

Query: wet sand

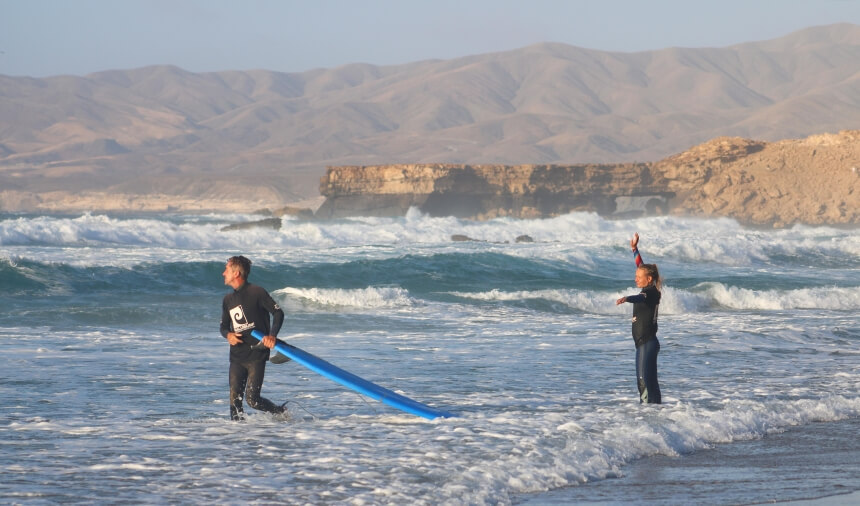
[516,417,860,505]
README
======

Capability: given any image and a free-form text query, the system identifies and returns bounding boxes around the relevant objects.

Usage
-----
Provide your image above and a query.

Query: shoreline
[0,194,326,217]
[515,417,860,505]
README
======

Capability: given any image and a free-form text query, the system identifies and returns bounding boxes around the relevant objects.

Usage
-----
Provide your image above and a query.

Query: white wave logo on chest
[229,305,255,333]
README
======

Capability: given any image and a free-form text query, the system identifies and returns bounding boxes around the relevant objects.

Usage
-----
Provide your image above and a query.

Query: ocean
[1,210,858,505]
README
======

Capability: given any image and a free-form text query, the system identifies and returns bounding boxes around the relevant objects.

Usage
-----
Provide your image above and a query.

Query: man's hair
[227,255,252,279]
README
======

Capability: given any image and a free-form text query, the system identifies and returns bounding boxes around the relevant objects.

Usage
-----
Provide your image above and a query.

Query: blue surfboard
[250,330,454,420]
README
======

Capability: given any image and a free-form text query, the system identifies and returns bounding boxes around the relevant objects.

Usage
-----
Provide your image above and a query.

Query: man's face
[223,262,240,286]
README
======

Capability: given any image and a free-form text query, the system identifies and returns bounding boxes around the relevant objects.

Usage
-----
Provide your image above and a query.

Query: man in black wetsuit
[220,255,287,420]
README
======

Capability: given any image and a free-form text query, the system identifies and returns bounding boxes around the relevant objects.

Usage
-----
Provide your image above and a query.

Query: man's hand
[630,232,639,251]
[261,335,276,349]
[226,332,244,346]
[616,296,627,305]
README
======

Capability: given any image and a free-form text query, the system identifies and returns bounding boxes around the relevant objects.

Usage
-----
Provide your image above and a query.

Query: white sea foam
[449,288,624,314]
[2,212,858,269]
[142,393,858,505]
[447,283,860,314]
[275,286,416,308]
[446,395,860,504]
[0,214,223,248]
[694,282,860,310]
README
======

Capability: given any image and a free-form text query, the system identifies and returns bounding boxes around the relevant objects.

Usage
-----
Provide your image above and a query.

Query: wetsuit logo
[229,305,255,333]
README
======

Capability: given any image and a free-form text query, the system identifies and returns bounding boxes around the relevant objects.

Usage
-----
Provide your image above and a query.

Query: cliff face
[317,131,860,227]
[317,163,672,220]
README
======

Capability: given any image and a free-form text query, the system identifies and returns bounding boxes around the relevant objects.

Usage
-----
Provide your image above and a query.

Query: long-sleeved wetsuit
[220,281,286,419]
[621,247,662,404]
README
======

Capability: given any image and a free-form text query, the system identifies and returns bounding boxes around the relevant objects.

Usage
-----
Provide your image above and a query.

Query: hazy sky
[2,0,858,77]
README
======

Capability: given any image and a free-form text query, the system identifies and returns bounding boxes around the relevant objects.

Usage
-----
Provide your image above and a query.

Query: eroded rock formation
[317,131,860,227]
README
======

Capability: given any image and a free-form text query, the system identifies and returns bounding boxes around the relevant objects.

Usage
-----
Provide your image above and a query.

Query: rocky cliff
[317,130,860,227]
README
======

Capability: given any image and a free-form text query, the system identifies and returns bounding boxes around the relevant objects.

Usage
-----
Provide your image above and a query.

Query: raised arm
[617,233,645,305]
[631,232,643,267]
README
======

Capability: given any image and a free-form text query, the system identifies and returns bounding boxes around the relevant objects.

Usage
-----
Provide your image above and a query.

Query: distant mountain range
[0,23,858,212]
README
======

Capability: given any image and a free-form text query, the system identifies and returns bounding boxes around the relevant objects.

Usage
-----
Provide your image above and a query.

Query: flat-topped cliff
[317,130,860,227]
[317,162,669,220]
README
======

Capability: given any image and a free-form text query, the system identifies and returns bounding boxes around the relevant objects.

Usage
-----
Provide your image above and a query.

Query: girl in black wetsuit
[615,233,662,404]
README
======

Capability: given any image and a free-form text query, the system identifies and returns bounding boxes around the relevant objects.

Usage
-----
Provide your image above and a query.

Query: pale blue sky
[1,0,858,77]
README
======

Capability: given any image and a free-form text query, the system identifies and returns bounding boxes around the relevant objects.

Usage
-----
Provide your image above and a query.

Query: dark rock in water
[220,217,282,232]
[450,234,516,244]
[515,235,534,243]
[451,234,474,242]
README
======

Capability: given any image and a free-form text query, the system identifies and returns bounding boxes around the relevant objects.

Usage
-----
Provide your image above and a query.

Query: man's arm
[262,292,284,337]
[220,301,231,339]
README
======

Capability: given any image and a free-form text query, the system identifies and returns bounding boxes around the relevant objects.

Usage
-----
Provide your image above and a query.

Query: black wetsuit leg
[229,360,249,420]
[243,358,282,413]
[229,358,283,420]
[635,338,662,404]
